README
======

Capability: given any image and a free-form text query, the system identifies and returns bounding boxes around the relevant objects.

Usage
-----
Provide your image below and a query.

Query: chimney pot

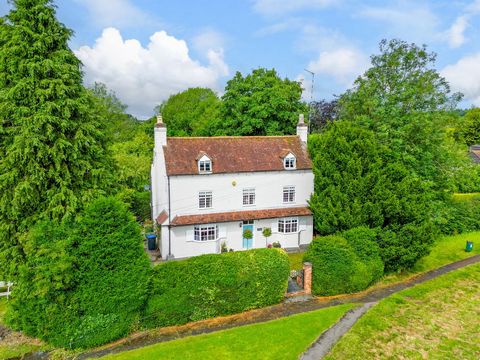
[157,114,163,124]
[298,114,305,125]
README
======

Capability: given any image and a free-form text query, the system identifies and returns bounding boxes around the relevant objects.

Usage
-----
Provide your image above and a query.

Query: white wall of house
[161,216,313,259]
[153,170,314,222]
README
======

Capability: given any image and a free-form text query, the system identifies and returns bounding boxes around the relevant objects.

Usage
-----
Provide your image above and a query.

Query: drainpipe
[297,229,306,248]
[167,175,173,259]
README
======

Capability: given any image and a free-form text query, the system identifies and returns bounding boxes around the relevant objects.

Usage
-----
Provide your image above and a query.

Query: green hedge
[304,231,384,296]
[144,248,289,328]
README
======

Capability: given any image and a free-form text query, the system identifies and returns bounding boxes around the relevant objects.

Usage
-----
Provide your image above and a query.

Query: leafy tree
[339,39,464,193]
[216,68,307,135]
[309,99,339,132]
[460,108,480,146]
[0,0,113,277]
[308,121,436,271]
[159,87,221,136]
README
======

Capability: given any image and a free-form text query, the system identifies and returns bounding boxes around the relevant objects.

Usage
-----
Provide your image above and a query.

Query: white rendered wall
[168,170,314,218]
[167,216,313,259]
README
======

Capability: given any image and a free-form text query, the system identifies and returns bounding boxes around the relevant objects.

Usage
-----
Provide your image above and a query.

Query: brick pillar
[303,262,312,295]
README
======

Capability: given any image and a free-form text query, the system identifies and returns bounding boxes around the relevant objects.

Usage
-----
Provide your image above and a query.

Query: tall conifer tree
[0,0,112,277]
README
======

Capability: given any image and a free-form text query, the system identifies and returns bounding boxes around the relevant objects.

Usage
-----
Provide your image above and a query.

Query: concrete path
[300,302,377,360]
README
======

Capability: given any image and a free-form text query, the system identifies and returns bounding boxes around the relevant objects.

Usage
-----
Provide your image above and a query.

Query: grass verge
[287,252,304,270]
[325,262,480,359]
[101,303,356,360]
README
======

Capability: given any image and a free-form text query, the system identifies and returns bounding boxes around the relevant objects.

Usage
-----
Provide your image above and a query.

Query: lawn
[101,303,356,360]
[376,231,480,286]
[287,251,304,270]
[325,262,480,359]
[451,192,480,202]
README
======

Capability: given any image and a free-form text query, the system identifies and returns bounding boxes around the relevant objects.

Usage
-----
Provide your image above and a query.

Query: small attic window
[284,153,296,170]
[198,155,212,174]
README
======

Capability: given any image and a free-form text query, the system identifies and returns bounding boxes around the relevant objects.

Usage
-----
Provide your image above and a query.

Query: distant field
[451,192,480,202]
[101,304,356,360]
[325,262,480,359]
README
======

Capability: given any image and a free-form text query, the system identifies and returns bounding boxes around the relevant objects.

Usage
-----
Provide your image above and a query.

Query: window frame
[278,217,298,233]
[242,188,256,206]
[282,186,296,203]
[198,191,213,209]
[283,153,296,170]
[194,224,218,241]
[198,155,212,174]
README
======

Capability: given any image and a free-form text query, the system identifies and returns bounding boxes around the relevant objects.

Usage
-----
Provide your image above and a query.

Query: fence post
[303,262,312,295]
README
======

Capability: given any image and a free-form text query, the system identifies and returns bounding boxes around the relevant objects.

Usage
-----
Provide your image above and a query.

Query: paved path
[27,254,480,360]
[300,302,377,360]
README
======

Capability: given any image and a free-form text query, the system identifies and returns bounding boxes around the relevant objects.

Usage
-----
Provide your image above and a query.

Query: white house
[151,114,314,259]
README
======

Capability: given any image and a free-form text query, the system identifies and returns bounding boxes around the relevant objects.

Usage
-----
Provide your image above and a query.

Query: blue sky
[2,0,480,118]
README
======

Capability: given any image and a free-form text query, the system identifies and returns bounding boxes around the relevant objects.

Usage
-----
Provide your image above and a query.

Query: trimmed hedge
[342,226,384,284]
[144,248,289,328]
[304,231,384,296]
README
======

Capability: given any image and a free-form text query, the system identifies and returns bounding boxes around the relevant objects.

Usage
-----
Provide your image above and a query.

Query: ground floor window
[194,224,218,241]
[278,218,298,233]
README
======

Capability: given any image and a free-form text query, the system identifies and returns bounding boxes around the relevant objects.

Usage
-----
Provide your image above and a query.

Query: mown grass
[376,231,480,286]
[101,303,356,360]
[325,262,480,359]
[287,252,304,270]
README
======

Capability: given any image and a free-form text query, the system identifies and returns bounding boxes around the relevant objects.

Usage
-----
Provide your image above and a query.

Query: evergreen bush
[144,248,289,328]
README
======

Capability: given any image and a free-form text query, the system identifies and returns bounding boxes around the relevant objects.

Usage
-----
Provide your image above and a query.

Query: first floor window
[198,159,211,173]
[194,224,218,241]
[199,191,212,208]
[243,188,255,205]
[278,218,298,233]
[283,186,295,203]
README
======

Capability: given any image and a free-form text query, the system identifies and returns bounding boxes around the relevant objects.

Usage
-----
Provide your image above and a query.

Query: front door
[242,220,254,249]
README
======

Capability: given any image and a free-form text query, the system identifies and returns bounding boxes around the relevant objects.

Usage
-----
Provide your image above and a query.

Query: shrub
[6,197,152,349]
[71,197,151,347]
[342,226,384,283]
[304,235,371,296]
[144,248,289,328]
[436,198,480,235]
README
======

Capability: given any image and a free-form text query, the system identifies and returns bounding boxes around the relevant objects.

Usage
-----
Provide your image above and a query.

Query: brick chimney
[296,114,308,144]
[154,114,167,148]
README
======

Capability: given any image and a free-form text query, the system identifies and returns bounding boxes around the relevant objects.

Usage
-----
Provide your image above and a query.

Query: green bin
[465,241,473,252]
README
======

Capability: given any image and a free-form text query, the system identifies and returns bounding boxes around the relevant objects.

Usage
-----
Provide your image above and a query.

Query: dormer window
[198,154,212,174]
[284,153,296,170]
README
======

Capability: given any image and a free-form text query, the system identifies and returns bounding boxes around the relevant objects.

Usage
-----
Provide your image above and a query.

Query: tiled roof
[156,210,168,224]
[170,206,312,226]
[163,136,311,175]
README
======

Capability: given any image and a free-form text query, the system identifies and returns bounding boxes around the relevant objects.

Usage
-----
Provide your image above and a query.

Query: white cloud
[252,0,337,16]
[358,4,439,43]
[76,28,229,118]
[74,0,155,28]
[307,48,369,85]
[442,53,480,106]
[445,16,469,48]
[192,29,225,53]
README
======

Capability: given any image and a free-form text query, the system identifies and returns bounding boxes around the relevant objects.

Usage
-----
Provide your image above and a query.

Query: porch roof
[170,206,312,226]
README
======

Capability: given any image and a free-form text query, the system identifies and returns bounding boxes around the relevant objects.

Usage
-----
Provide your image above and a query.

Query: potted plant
[262,227,272,247]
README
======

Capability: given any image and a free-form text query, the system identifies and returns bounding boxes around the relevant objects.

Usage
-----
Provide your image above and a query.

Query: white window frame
[198,155,212,174]
[242,188,256,206]
[198,191,212,209]
[283,186,295,203]
[278,218,298,233]
[194,224,218,241]
[284,153,296,170]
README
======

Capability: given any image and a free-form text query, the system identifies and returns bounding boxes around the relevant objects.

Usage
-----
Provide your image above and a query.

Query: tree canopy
[460,108,480,146]
[159,87,221,136]
[0,0,113,277]
[338,39,466,194]
[216,68,307,136]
